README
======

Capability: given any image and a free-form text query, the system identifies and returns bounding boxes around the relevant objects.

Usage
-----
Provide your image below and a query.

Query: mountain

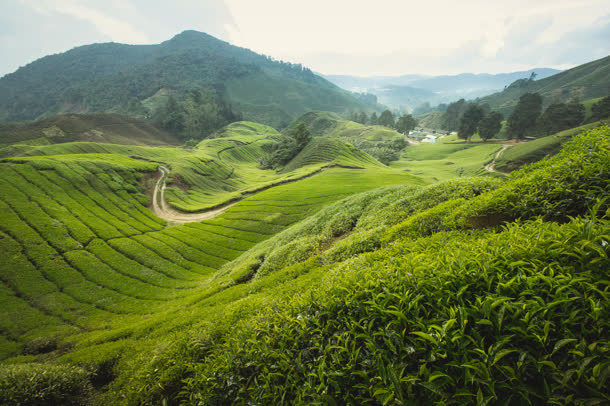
[476,55,610,116]
[0,31,370,128]
[324,68,561,112]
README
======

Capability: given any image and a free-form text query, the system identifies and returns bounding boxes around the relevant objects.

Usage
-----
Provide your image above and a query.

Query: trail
[485,144,512,173]
[151,166,237,223]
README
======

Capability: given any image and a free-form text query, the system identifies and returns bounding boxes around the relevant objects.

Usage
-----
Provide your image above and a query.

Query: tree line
[348,110,418,134]
[443,94,610,142]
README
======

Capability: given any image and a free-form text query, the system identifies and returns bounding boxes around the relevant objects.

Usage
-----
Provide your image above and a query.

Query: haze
[1,0,609,77]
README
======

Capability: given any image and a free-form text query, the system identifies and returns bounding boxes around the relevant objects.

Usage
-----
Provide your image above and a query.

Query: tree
[442,99,468,131]
[540,102,584,135]
[458,104,484,143]
[358,111,368,125]
[507,93,543,140]
[478,111,503,141]
[378,110,395,128]
[261,122,312,169]
[291,122,311,150]
[591,96,610,121]
[369,112,378,125]
[395,114,417,134]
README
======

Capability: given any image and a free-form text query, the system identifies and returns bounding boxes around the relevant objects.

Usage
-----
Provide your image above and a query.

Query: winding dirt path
[151,166,237,223]
[485,144,512,173]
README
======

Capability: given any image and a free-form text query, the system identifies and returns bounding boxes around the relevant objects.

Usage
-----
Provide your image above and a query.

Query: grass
[390,142,503,183]
[494,120,607,172]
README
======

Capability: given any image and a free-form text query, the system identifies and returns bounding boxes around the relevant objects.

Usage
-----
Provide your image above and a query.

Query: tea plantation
[0,120,608,405]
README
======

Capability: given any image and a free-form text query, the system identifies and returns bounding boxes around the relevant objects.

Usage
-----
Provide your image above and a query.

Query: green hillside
[0,105,607,404]
[0,31,369,128]
[288,111,409,164]
[477,55,610,115]
[0,113,180,148]
[494,120,608,172]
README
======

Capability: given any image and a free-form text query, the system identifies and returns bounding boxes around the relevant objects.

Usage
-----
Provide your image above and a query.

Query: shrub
[0,363,92,405]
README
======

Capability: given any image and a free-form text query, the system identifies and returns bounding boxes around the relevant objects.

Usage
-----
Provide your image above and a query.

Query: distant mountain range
[0,31,370,128]
[324,69,561,112]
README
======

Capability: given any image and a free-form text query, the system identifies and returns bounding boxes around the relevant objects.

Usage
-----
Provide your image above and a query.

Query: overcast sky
[1,0,609,77]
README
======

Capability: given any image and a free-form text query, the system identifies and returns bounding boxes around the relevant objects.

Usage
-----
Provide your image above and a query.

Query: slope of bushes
[171,126,608,404]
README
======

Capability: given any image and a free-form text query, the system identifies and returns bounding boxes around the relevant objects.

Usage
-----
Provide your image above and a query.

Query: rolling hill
[0,117,606,404]
[476,55,610,116]
[0,31,370,128]
[0,113,180,148]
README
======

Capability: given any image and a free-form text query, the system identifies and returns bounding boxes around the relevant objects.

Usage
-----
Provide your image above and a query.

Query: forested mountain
[476,55,610,115]
[0,31,369,128]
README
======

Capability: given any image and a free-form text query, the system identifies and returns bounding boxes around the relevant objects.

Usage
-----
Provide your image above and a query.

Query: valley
[0,28,608,406]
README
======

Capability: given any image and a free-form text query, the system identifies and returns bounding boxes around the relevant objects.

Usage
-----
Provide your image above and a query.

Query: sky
[1,0,609,77]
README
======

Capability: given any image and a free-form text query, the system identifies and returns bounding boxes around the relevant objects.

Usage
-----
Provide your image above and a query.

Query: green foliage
[378,110,395,128]
[442,99,467,131]
[478,111,503,141]
[154,90,240,140]
[0,31,368,127]
[508,92,543,139]
[395,114,417,134]
[540,102,585,135]
[591,95,610,121]
[0,363,92,405]
[494,121,607,172]
[259,122,312,169]
[458,104,485,142]
[180,215,610,405]
[477,55,610,117]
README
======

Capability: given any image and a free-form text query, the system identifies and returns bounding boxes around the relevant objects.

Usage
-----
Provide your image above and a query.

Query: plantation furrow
[197,221,276,238]
[49,166,142,236]
[72,163,157,233]
[130,234,216,276]
[9,164,119,241]
[0,216,136,316]
[86,238,201,288]
[157,228,234,264]
[36,170,126,239]
[190,222,269,243]
[0,269,76,332]
[183,223,257,249]
[107,238,208,281]
[0,283,69,342]
[78,163,162,232]
[144,232,225,271]
[5,166,97,244]
[0,180,82,252]
[169,226,248,255]
[67,249,193,300]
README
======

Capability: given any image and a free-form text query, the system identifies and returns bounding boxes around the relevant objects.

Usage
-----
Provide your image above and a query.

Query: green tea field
[0,117,608,405]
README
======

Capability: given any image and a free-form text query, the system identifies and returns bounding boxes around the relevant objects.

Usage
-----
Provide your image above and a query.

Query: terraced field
[0,146,419,361]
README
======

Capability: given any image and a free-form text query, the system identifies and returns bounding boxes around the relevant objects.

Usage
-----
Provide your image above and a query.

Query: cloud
[24,0,150,43]
[2,0,609,77]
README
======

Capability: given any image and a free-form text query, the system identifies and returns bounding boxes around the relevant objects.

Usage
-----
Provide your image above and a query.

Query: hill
[1,125,606,404]
[477,55,610,116]
[0,31,369,128]
[0,113,180,147]
[493,120,608,172]
[288,111,408,164]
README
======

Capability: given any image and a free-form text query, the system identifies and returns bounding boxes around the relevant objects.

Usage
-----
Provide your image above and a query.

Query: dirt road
[151,166,236,223]
[485,144,511,173]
